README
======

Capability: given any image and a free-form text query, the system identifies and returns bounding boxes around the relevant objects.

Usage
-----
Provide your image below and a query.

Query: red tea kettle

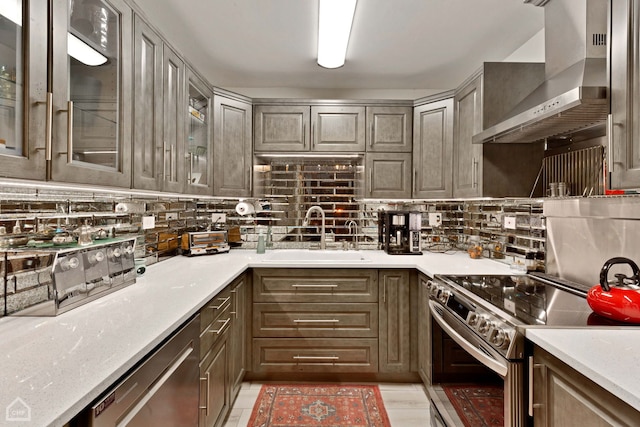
[587,257,640,324]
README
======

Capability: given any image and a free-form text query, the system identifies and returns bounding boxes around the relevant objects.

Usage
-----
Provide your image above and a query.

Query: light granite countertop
[0,249,637,426]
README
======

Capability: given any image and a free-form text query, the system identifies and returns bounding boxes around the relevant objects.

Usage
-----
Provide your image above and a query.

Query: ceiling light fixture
[68,33,108,66]
[317,0,357,69]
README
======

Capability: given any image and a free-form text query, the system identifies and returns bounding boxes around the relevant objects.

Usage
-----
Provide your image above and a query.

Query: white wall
[502,29,545,63]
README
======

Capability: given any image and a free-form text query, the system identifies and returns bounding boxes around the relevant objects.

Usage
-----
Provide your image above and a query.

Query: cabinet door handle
[383,281,386,303]
[472,158,478,188]
[55,101,73,162]
[187,152,194,184]
[170,144,176,181]
[369,168,373,196]
[293,355,339,361]
[293,319,340,323]
[413,168,417,194]
[303,123,307,148]
[210,296,231,309]
[45,92,53,161]
[607,114,614,176]
[528,356,546,416]
[291,284,338,288]
[199,372,210,416]
[370,122,374,147]
[230,289,238,318]
[209,318,231,335]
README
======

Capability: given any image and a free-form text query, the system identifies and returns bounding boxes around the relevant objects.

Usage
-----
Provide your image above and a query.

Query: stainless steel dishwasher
[88,314,200,426]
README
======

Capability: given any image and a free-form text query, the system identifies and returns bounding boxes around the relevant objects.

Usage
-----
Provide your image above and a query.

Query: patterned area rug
[442,384,504,427]
[248,384,391,427]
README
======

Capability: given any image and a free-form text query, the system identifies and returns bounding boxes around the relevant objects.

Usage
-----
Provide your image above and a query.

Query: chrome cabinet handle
[472,157,478,188]
[528,355,545,416]
[293,319,340,323]
[199,372,210,416]
[35,93,53,161]
[170,144,176,180]
[370,122,374,147]
[369,168,373,196]
[383,281,386,303]
[187,152,194,184]
[413,168,417,194]
[209,318,231,335]
[293,355,339,361]
[54,101,73,162]
[291,284,338,288]
[230,289,238,317]
[210,296,231,309]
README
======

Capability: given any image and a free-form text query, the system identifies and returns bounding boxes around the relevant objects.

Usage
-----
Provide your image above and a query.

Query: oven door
[429,300,508,377]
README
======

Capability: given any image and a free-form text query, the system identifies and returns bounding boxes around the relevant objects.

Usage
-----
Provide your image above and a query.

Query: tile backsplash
[0,179,545,317]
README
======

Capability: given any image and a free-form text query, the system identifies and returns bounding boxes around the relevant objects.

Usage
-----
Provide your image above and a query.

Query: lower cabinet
[532,346,640,427]
[250,268,415,379]
[199,273,246,427]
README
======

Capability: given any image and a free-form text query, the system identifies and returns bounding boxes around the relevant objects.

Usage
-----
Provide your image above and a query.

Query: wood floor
[223,382,431,427]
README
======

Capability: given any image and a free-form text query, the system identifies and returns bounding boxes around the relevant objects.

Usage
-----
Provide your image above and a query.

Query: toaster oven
[180,231,230,256]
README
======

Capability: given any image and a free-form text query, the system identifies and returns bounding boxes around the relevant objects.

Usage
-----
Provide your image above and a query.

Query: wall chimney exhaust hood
[473,0,609,144]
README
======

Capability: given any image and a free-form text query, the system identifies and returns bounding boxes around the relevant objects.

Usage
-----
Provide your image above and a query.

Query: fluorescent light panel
[68,33,108,66]
[317,0,357,68]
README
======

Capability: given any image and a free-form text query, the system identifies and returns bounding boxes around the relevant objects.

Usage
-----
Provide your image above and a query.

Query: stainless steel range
[425,272,606,427]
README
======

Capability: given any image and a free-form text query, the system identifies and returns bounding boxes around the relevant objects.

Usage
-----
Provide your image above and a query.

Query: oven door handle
[429,301,509,377]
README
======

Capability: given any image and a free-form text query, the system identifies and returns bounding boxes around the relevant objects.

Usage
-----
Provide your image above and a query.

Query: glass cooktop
[436,273,625,327]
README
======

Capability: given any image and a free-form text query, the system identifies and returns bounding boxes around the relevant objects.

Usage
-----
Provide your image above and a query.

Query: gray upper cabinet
[366,106,413,152]
[162,45,186,193]
[413,98,454,198]
[0,0,48,180]
[610,0,640,190]
[214,94,252,197]
[311,105,366,152]
[132,15,163,191]
[366,152,412,198]
[254,105,309,152]
[51,0,133,187]
[0,0,132,186]
[453,74,483,198]
[185,68,213,195]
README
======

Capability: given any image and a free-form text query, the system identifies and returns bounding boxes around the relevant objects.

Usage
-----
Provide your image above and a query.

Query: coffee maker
[379,211,422,255]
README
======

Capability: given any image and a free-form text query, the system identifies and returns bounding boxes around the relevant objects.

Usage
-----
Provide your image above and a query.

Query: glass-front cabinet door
[50,0,132,187]
[185,68,213,195]
[0,0,48,180]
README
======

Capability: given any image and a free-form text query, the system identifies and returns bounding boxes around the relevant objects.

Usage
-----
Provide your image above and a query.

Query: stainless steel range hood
[473,0,609,144]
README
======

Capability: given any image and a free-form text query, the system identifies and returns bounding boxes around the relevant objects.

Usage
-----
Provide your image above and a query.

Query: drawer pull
[199,372,210,416]
[293,355,339,361]
[291,284,338,288]
[209,318,231,335]
[210,296,231,309]
[293,319,340,323]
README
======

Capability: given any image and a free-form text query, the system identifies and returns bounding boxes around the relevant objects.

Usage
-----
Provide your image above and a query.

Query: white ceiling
[131,0,545,99]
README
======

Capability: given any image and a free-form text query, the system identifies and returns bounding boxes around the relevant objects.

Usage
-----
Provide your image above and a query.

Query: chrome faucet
[346,220,358,250]
[303,205,326,250]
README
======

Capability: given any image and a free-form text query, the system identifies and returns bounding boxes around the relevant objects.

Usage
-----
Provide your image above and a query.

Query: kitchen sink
[260,249,371,263]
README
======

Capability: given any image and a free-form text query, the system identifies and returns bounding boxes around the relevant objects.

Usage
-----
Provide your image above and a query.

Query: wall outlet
[428,212,443,227]
[142,216,155,230]
[504,216,517,230]
[212,213,226,224]
[166,212,178,221]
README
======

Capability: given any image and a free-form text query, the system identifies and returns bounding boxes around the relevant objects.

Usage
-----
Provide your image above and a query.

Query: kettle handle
[599,257,640,291]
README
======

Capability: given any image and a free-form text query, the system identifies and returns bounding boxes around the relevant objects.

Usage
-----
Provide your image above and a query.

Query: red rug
[248,384,391,427]
[442,384,503,427]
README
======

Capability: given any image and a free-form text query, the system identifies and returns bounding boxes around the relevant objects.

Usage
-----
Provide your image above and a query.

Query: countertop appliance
[1,237,137,316]
[587,257,640,323]
[425,271,622,427]
[180,230,230,256]
[379,211,422,255]
[87,314,200,426]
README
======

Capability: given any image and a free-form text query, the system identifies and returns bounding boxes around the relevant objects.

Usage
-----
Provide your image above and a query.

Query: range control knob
[438,290,450,304]
[429,285,441,299]
[476,316,492,335]
[123,245,134,255]
[467,313,479,326]
[491,329,511,349]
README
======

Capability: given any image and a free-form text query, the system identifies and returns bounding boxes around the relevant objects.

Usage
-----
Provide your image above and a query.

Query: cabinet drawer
[253,269,378,303]
[200,289,232,334]
[253,303,378,338]
[252,338,378,373]
[200,303,231,359]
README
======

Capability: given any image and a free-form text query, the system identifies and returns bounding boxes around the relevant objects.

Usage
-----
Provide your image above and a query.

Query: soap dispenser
[256,230,266,254]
